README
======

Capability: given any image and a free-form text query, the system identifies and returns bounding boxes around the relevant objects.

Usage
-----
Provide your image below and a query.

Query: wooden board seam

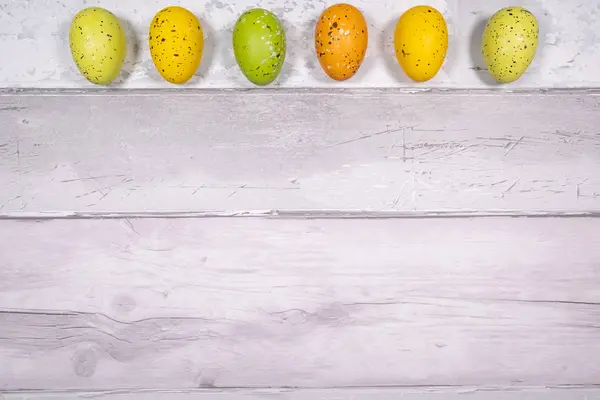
[2,88,600,96]
[3,385,600,394]
[1,210,600,220]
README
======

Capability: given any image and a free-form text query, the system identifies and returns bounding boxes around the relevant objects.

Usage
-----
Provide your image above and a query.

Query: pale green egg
[69,7,127,85]
[482,7,539,84]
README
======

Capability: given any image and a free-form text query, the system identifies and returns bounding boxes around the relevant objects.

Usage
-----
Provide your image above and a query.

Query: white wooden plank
[2,387,600,400]
[0,0,599,88]
[1,90,599,214]
[1,216,599,390]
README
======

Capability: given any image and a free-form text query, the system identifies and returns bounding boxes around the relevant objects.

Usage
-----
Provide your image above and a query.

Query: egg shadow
[195,16,216,81]
[469,17,499,86]
[56,18,81,85]
[302,14,332,85]
[117,17,141,85]
[273,15,300,87]
[518,1,549,82]
[219,20,252,88]
[439,14,459,79]
[219,20,256,89]
[143,22,169,85]
[350,9,377,83]
[380,18,411,85]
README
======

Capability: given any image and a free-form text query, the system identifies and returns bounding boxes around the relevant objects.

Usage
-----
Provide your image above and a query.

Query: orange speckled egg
[315,3,368,81]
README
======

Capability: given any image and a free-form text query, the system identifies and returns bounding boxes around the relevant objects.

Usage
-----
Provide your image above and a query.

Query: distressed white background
[0,0,599,88]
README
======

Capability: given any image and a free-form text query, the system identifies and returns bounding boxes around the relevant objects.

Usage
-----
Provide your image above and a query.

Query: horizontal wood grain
[1,90,599,214]
[2,387,600,400]
[1,216,599,390]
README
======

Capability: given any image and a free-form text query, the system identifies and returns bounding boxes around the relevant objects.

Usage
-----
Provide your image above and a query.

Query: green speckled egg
[69,7,127,85]
[482,6,539,84]
[149,6,204,84]
[233,8,286,86]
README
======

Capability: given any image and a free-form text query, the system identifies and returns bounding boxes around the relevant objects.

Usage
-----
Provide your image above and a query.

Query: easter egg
[68,7,127,85]
[394,6,448,82]
[149,6,204,84]
[315,3,368,81]
[482,7,539,84]
[233,9,286,86]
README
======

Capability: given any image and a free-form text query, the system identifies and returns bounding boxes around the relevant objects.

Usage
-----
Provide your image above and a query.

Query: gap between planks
[2,87,600,96]
[1,209,600,220]
[2,386,600,399]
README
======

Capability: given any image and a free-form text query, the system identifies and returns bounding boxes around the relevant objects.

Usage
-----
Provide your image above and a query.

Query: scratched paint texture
[1,90,599,214]
[0,0,599,88]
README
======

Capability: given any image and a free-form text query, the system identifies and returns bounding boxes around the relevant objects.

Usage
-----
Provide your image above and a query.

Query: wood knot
[112,294,137,314]
[72,347,98,378]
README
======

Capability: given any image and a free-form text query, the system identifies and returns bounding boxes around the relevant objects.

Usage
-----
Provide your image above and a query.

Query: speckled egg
[233,9,286,86]
[315,3,368,81]
[394,6,448,82]
[482,7,539,84]
[149,6,204,84]
[69,7,127,85]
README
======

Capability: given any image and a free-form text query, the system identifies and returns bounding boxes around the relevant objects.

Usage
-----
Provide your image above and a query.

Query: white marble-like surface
[0,0,599,88]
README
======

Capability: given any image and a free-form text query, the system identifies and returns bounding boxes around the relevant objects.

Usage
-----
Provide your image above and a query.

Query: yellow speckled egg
[315,3,368,81]
[149,6,204,84]
[394,6,448,82]
[482,7,539,84]
[69,7,127,85]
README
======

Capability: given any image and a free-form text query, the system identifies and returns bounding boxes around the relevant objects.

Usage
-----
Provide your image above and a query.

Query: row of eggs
[69,4,539,86]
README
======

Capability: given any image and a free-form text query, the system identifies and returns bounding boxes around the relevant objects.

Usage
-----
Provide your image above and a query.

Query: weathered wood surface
[0,0,599,88]
[1,90,599,215]
[1,216,599,390]
[3,387,600,400]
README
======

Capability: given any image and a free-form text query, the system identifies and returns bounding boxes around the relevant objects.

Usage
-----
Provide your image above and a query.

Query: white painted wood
[1,216,599,390]
[0,0,599,88]
[2,387,600,400]
[1,90,599,214]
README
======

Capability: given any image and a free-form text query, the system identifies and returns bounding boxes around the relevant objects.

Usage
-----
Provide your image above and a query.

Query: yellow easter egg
[394,6,448,82]
[149,6,204,84]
